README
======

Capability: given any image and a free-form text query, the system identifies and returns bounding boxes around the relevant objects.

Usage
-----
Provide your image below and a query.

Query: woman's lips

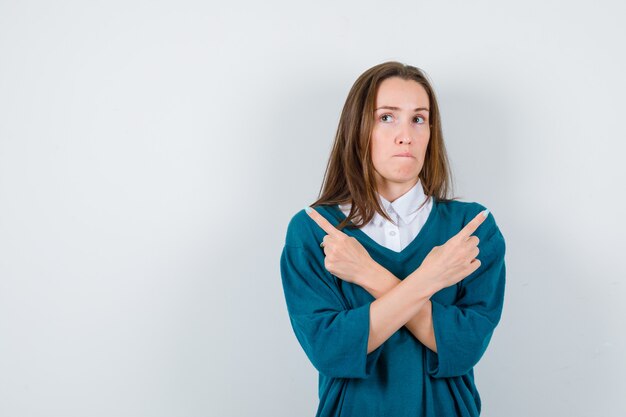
[393,152,414,157]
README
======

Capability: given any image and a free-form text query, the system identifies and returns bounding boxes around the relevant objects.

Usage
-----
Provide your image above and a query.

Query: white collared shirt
[338,180,433,253]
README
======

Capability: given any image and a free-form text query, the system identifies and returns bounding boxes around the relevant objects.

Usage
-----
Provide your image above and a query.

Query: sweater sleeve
[425,208,506,379]
[280,238,383,379]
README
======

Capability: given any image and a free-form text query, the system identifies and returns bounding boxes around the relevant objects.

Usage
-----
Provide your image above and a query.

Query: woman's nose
[396,124,413,145]
[397,136,412,145]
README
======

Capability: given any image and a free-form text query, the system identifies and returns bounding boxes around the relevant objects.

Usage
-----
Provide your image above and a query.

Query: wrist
[358,260,398,297]
[406,266,440,299]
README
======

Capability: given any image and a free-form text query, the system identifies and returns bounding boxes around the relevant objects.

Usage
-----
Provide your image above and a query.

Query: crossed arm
[306,206,487,355]
[283,206,502,379]
[357,261,437,353]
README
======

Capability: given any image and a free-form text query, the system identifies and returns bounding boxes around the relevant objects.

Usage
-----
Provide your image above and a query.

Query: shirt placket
[383,206,402,252]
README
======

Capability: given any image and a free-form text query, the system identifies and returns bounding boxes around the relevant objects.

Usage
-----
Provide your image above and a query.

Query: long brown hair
[310,61,458,231]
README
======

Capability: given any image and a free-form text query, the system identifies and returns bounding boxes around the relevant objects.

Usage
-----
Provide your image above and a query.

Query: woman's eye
[414,116,425,124]
[380,114,393,122]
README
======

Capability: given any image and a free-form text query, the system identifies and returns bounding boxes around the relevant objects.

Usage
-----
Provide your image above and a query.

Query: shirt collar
[338,179,429,226]
[373,180,429,226]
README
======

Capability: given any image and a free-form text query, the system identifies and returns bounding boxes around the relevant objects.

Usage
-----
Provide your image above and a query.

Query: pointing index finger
[305,207,344,237]
[457,209,490,240]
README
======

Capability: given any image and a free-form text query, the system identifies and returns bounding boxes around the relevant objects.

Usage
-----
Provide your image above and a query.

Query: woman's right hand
[419,210,489,292]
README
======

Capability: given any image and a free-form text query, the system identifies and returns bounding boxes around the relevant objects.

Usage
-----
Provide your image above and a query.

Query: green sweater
[280,198,506,417]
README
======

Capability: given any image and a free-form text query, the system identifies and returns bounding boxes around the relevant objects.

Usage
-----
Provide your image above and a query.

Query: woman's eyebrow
[375,106,430,112]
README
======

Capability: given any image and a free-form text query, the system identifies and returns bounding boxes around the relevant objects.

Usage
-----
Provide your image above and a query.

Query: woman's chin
[391,170,421,182]
[382,176,420,185]
[374,169,421,186]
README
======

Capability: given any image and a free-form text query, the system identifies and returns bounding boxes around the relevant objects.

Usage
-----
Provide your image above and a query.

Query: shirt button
[389,231,396,236]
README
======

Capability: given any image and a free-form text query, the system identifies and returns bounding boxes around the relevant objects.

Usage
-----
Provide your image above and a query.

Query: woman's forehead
[375,77,429,109]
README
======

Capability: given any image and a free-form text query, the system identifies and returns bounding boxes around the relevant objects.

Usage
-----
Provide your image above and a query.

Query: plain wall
[1,1,625,416]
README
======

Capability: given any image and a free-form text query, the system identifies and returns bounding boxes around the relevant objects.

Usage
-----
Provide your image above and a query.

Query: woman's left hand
[305,207,375,285]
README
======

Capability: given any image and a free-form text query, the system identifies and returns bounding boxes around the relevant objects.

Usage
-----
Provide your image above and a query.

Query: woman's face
[370,77,430,194]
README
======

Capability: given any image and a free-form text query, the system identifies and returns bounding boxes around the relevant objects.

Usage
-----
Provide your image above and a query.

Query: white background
[1,1,625,416]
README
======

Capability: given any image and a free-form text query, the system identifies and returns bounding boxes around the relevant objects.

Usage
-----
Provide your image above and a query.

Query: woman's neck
[376,178,419,203]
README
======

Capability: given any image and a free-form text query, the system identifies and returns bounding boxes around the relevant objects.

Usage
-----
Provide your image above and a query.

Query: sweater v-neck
[325,198,440,261]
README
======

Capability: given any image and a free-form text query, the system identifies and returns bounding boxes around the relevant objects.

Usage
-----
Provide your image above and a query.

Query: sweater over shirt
[280,198,506,417]
[338,179,432,252]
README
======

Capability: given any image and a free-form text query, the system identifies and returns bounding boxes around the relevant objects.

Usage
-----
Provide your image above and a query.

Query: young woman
[280,61,506,417]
